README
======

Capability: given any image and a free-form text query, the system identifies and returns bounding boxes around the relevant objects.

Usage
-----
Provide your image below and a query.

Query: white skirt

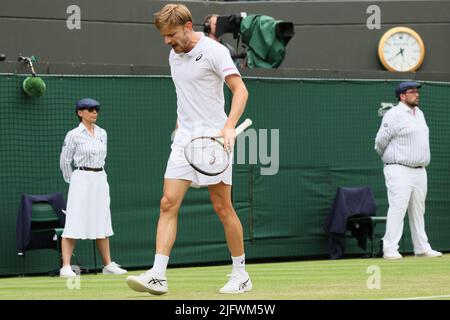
[62,170,114,239]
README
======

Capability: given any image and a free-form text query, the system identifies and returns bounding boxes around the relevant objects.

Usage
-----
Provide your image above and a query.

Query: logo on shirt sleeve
[383,123,388,127]
[195,54,203,61]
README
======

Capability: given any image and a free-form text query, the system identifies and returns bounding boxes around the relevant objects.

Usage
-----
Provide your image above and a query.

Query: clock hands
[388,48,406,63]
[394,48,405,57]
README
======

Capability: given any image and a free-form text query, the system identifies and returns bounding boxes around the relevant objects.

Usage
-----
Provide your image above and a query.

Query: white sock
[152,254,169,278]
[232,254,246,275]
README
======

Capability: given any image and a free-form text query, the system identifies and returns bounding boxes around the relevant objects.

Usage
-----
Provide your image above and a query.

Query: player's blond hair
[154,4,193,30]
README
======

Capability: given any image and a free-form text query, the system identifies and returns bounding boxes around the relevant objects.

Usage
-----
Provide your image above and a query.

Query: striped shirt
[60,123,107,183]
[374,102,430,167]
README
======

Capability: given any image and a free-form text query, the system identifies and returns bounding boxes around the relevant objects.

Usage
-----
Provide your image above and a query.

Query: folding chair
[17,193,97,275]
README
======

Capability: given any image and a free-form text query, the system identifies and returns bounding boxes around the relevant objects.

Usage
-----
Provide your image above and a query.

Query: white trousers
[383,164,432,254]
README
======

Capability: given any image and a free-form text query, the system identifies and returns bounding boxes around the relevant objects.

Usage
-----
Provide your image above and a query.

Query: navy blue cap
[395,81,422,98]
[76,98,100,109]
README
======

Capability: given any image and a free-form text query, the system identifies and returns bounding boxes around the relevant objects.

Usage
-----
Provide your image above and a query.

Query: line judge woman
[59,98,127,277]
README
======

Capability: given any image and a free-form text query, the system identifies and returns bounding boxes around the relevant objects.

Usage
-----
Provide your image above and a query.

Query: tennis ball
[23,76,46,97]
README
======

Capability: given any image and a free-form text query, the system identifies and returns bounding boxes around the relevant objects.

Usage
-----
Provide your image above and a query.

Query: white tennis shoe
[59,265,77,278]
[219,272,252,294]
[126,269,168,295]
[415,249,443,258]
[102,262,127,275]
[383,251,403,260]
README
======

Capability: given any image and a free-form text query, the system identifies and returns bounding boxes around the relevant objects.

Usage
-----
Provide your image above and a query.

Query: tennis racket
[184,118,253,176]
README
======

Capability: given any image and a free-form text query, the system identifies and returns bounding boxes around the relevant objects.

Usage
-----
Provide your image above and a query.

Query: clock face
[378,27,425,72]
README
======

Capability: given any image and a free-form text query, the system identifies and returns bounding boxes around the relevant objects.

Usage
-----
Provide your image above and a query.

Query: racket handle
[235,118,252,136]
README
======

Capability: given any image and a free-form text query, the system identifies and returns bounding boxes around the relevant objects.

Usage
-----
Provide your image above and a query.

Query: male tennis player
[375,81,442,260]
[126,3,251,295]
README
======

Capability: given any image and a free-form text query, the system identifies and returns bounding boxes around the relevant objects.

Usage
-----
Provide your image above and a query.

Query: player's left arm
[222,74,248,149]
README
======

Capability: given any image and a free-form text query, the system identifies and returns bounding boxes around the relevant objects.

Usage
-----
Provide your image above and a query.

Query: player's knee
[212,199,233,219]
[160,195,178,213]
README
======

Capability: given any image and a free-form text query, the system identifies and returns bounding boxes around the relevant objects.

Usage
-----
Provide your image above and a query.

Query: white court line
[386,294,450,300]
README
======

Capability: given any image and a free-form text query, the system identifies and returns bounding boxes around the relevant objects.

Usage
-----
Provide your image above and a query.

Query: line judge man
[375,81,442,260]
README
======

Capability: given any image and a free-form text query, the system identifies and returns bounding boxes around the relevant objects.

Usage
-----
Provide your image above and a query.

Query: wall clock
[378,27,425,72]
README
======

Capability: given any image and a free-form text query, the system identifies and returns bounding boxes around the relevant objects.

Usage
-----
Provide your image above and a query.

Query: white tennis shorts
[164,144,232,188]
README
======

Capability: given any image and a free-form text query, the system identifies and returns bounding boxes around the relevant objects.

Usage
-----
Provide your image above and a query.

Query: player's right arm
[60,131,76,183]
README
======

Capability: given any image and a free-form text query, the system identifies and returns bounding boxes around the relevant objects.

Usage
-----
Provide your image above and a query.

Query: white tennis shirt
[60,123,107,183]
[374,102,430,167]
[169,33,240,146]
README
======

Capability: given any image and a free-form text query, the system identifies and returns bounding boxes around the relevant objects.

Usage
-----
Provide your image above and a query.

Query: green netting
[1,74,450,276]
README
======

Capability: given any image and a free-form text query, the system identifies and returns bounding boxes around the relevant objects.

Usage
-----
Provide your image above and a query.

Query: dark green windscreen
[1,74,449,276]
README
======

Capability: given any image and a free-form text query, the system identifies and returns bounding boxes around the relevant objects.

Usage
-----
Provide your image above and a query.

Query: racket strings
[185,138,230,174]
